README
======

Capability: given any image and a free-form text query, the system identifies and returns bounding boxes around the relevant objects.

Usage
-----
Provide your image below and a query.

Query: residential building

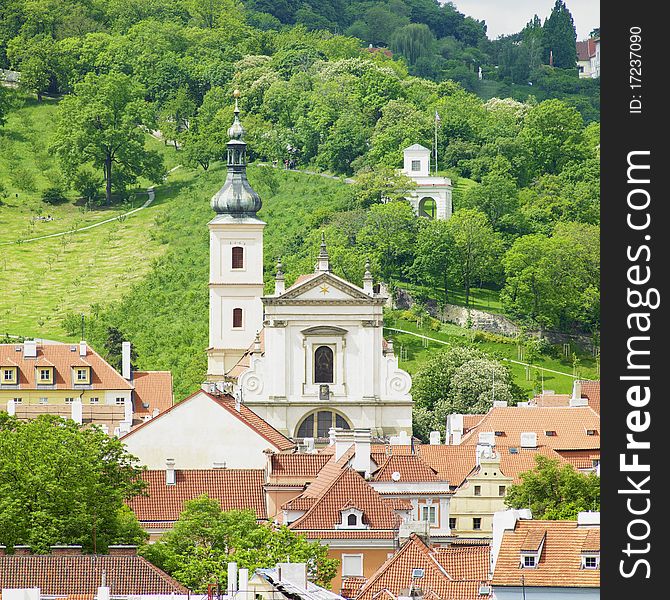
[204,99,413,439]
[347,533,492,600]
[491,510,600,599]
[577,38,600,78]
[0,545,189,596]
[120,389,295,469]
[126,467,267,540]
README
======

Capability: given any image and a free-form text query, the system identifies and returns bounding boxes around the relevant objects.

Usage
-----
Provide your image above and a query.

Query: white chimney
[96,586,111,600]
[277,562,308,590]
[227,562,238,595]
[520,432,537,449]
[451,430,462,445]
[478,431,495,446]
[577,511,600,527]
[71,399,83,425]
[493,400,508,408]
[352,428,372,477]
[491,508,533,574]
[166,458,176,485]
[238,567,249,600]
[23,340,37,358]
[7,399,15,417]
[121,341,131,380]
[572,380,582,402]
[429,431,441,445]
[334,429,355,460]
[79,341,87,357]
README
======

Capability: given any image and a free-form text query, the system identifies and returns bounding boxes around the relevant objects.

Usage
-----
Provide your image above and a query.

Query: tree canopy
[140,496,338,592]
[0,413,147,553]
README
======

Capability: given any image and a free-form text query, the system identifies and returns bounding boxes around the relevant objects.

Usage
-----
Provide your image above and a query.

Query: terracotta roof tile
[557,449,600,470]
[371,455,441,483]
[414,446,478,487]
[492,520,600,588]
[289,468,402,531]
[127,469,267,521]
[270,453,332,478]
[132,371,173,418]
[579,380,600,415]
[299,530,397,540]
[0,342,131,390]
[529,393,571,408]
[355,535,491,600]
[460,407,600,451]
[0,555,189,594]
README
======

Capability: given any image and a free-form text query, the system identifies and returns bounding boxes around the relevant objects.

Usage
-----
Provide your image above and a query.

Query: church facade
[205,94,413,440]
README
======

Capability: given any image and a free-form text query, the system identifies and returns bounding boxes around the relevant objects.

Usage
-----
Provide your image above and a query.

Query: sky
[451,0,600,40]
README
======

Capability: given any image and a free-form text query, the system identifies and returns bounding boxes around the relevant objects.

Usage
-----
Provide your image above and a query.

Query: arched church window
[232,308,243,328]
[348,513,358,526]
[296,410,351,439]
[232,246,244,269]
[314,346,334,384]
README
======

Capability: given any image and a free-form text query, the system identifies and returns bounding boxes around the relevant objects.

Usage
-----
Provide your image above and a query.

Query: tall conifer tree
[542,0,577,69]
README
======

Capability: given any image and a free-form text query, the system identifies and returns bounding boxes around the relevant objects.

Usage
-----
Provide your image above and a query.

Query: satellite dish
[391,471,401,481]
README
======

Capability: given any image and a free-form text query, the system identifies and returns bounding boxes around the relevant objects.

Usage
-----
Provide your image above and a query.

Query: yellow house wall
[0,389,129,405]
[326,546,395,594]
[449,458,512,537]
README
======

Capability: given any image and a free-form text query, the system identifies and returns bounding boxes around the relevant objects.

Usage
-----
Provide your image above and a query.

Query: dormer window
[73,366,91,384]
[2,367,17,384]
[545,430,557,436]
[337,508,368,530]
[521,554,538,568]
[37,367,54,384]
[581,554,600,569]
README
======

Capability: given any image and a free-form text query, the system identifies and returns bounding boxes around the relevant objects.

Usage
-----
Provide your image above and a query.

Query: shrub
[73,168,101,201]
[41,186,67,205]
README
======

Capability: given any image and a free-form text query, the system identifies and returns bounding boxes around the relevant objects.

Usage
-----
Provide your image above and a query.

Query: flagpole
[434,112,438,175]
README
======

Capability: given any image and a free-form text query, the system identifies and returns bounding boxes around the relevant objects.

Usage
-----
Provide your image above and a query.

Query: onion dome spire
[211,89,262,217]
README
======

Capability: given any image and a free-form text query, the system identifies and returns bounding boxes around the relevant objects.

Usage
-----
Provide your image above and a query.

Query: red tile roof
[289,468,402,532]
[577,39,597,61]
[460,407,600,451]
[529,393,571,408]
[371,455,442,483]
[127,469,267,521]
[122,390,295,452]
[556,449,600,470]
[579,380,600,415]
[0,342,131,390]
[0,555,189,594]
[132,371,173,419]
[355,534,491,600]
[493,520,600,588]
[270,453,332,479]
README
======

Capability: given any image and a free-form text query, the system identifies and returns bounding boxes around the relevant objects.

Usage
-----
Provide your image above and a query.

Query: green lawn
[384,317,598,397]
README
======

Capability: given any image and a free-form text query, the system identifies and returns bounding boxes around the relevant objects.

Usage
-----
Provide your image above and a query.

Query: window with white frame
[521,554,538,568]
[115,397,125,405]
[64,397,75,404]
[3,368,16,382]
[39,368,52,382]
[89,397,99,404]
[39,397,48,404]
[341,554,363,577]
[338,508,367,530]
[411,160,421,171]
[581,554,599,569]
[421,505,437,524]
[13,397,22,404]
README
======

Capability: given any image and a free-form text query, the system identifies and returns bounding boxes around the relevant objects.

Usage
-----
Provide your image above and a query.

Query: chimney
[227,562,238,595]
[71,398,83,425]
[13,545,31,555]
[334,429,355,460]
[352,428,372,477]
[429,431,441,445]
[238,567,249,600]
[23,340,37,358]
[520,432,537,449]
[166,458,176,485]
[50,545,83,556]
[97,579,111,600]
[121,341,131,380]
[577,511,600,527]
[79,341,87,357]
[0,545,6,556]
[107,545,138,556]
[277,562,308,590]
[572,380,582,401]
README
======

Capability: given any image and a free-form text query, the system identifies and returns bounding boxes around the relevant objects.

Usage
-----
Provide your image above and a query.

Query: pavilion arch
[295,409,352,439]
[418,196,437,219]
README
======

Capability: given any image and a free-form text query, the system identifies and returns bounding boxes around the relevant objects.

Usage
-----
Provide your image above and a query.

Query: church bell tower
[206,90,266,380]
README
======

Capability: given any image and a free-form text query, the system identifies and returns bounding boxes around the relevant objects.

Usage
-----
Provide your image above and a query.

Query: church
[204,93,413,440]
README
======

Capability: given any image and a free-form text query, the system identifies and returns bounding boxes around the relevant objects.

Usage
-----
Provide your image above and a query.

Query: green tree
[158,87,196,149]
[446,208,501,306]
[141,497,338,592]
[505,455,600,519]
[53,71,166,204]
[461,170,519,230]
[0,413,147,553]
[6,34,58,101]
[390,23,435,66]
[412,346,521,440]
[350,167,413,209]
[542,0,577,69]
[411,219,453,305]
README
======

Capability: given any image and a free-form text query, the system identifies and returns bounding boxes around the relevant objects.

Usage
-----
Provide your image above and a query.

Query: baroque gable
[264,272,384,305]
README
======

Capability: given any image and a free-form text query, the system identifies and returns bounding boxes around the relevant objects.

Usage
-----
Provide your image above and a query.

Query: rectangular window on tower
[233,308,243,329]
[232,246,244,269]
